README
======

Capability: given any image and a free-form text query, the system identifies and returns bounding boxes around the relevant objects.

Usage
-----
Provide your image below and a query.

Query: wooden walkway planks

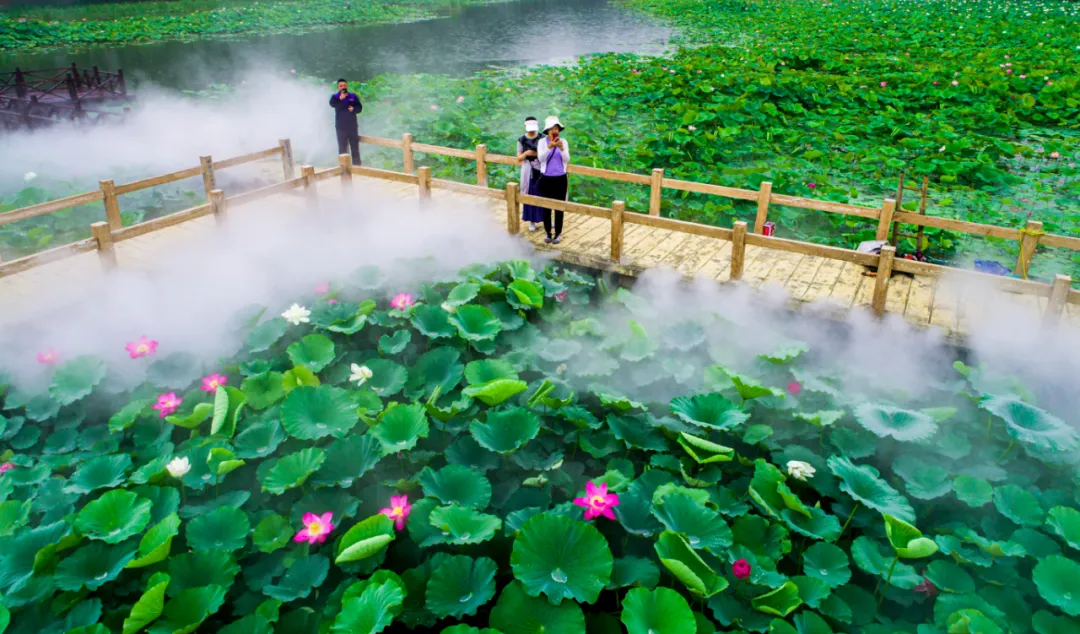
[2,174,1073,341]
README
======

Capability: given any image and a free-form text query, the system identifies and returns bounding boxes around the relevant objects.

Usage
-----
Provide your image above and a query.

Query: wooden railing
[2,135,1077,330]
[0,139,297,272]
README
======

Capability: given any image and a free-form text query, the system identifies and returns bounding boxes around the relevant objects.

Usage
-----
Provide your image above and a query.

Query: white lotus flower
[786,460,816,481]
[281,303,311,326]
[440,302,456,314]
[350,363,373,386]
[24,172,37,183]
[166,456,191,478]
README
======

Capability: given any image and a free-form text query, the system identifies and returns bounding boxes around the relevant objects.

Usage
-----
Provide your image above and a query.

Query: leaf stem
[838,502,860,540]
[998,439,1015,462]
[876,556,899,608]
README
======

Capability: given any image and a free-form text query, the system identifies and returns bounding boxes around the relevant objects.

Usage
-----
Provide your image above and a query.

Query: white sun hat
[542,115,564,133]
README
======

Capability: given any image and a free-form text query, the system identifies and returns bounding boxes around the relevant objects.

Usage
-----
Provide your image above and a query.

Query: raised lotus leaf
[827,456,915,523]
[510,512,612,605]
[621,587,697,634]
[980,396,1078,452]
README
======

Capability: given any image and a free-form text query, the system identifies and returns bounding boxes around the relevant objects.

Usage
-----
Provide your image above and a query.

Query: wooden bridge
[0,64,132,131]
[1,136,1078,337]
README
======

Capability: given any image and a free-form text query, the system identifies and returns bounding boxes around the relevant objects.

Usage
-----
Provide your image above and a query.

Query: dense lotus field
[1,259,1079,634]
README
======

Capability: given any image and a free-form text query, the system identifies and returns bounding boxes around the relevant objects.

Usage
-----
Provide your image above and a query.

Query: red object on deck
[763,221,776,236]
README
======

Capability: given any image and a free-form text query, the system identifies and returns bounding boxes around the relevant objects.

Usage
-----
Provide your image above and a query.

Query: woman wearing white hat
[536,115,569,244]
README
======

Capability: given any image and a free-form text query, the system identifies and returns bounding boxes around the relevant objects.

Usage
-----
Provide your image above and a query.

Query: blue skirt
[522,168,544,222]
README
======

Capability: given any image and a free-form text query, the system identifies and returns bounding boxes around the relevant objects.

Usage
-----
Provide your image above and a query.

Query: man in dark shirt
[329,78,362,164]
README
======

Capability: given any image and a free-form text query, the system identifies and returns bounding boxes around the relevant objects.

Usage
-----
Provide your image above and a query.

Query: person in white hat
[516,116,544,231]
[536,115,569,244]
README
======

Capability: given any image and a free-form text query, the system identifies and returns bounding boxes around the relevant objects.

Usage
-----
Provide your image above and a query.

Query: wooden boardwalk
[2,174,1077,337]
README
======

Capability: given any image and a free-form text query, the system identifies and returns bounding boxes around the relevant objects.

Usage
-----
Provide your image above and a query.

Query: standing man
[330,78,362,165]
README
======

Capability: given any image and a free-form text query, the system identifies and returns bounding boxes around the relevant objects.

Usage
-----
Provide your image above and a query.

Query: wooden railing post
[876,198,896,241]
[209,189,227,225]
[730,221,748,281]
[300,165,317,210]
[505,182,520,235]
[872,245,896,317]
[99,179,122,231]
[476,144,488,188]
[200,155,216,202]
[338,154,353,191]
[402,133,415,174]
[649,169,663,217]
[1044,274,1071,325]
[90,222,116,270]
[611,200,625,261]
[418,166,432,201]
[1014,219,1043,279]
[754,181,772,234]
[278,139,295,180]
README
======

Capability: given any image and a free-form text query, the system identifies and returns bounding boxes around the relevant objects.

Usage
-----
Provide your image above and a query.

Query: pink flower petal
[302,512,320,525]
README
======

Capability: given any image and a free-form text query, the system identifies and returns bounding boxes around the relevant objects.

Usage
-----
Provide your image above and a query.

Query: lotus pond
[1,257,1078,634]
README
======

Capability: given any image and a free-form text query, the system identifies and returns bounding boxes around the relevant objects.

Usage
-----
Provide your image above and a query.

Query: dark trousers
[538,174,568,237]
[336,129,360,164]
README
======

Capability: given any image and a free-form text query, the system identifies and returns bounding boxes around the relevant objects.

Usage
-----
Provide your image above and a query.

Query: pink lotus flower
[328,298,339,304]
[201,373,227,393]
[806,182,817,190]
[290,69,296,73]
[879,82,887,88]
[430,105,439,110]
[951,80,959,86]
[456,96,465,103]
[573,481,620,520]
[914,575,938,598]
[0,462,15,475]
[1050,151,1061,159]
[932,81,938,85]
[37,349,60,365]
[314,282,330,294]
[554,291,569,302]
[152,392,182,418]
[126,336,158,359]
[380,495,411,530]
[390,293,415,310]
[732,558,752,579]
[787,381,802,396]
[294,512,334,544]
[1006,69,1013,74]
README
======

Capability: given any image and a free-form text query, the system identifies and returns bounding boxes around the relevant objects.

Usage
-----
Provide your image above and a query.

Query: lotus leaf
[148,584,226,634]
[55,542,138,591]
[378,329,412,354]
[507,279,544,309]
[1033,555,1080,616]
[803,542,850,588]
[427,504,501,546]
[751,581,802,617]
[883,514,939,559]
[122,576,169,634]
[981,396,1078,452]
[261,448,325,495]
[854,403,938,442]
[510,512,612,605]
[67,454,132,494]
[827,456,915,522]
[953,475,993,508]
[470,407,540,454]
[314,434,384,487]
[127,513,181,569]
[185,506,250,552]
[489,580,585,634]
[418,464,492,509]
[1048,506,1080,551]
[654,531,728,597]
[371,403,429,453]
[241,372,286,410]
[621,587,696,634]
[449,305,502,341]
[670,393,749,430]
[49,356,107,405]
[608,556,661,590]
[426,555,497,618]
[993,484,1044,527]
[335,514,395,564]
[280,385,358,440]
[264,554,329,602]
[651,489,733,551]
[75,489,152,543]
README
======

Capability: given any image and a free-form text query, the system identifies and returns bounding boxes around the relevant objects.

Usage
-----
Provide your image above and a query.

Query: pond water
[0,0,672,91]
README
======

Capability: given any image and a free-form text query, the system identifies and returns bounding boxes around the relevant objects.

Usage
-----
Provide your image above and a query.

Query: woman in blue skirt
[517,116,544,231]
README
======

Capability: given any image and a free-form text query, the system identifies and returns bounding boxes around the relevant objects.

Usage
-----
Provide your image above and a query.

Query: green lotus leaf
[127,513,181,569]
[427,504,502,546]
[621,321,658,362]
[0,500,30,537]
[463,379,528,406]
[608,556,661,590]
[794,410,845,428]
[280,385,359,440]
[489,580,585,634]
[607,414,667,452]
[884,514,939,559]
[510,512,612,605]
[241,372,286,410]
[854,403,938,442]
[849,536,921,590]
[371,403,429,453]
[210,386,245,437]
[247,318,289,352]
[670,393,749,431]
[281,365,320,393]
[407,347,464,397]
[781,505,841,542]
[108,398,152,433]
[66,453,132,494]
[313,434,384,487]
[185,506,249,552]
[233,415,286,460]
[55,541,138,591]
[1034,610,1080,634]
[446,435,501,473]
[367,325,407,353]
[651,489,733,551]
[993,484,1044,527]
[827,456,914,522]
[924,560,975,594]
[450,305,502,341]
[123,576,169,634]
[946,609,1004,634]
[411,304,457,339]
[893,456,951,500]
[508,279,544,309]
[441,627,503,634]
[147,352,203,390]
[759,339,809,365]
[264,554,329,602]
[167,550,239,598]
[751,581,802,617]
[261,448,326,495]
[654,531,728,597]
[743,424,773,445]
[661,320,706,352]
[1048,506,1080,551]
[711,368,785,401]
[418,464,492,509]
[446,281,481,305]
[164,403,212,430]
[331,579,404,634]
[462,360,516,384]
[790,577,831,610]
[0,606,9,634]
[75,489,152,543]
[981,396,1078,452]
[49,356,107,406]
[536,339,581,363]
[470,407,541,454]
[426,555,498,618]
[621,586,696,634]
[748,460,810,519]
[731,514,790,562]
[253,514,291,553]
[336,514,396,564]
[1033,555,1080,616]
[953,474,993,507]
[352,358,404,397]
[803,542,850,588]
[148,584,227,634]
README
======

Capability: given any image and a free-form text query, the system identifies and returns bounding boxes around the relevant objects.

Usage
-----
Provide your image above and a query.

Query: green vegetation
[2,258,1078,632]
[0,0,495,52]
[345,0,1079,281]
